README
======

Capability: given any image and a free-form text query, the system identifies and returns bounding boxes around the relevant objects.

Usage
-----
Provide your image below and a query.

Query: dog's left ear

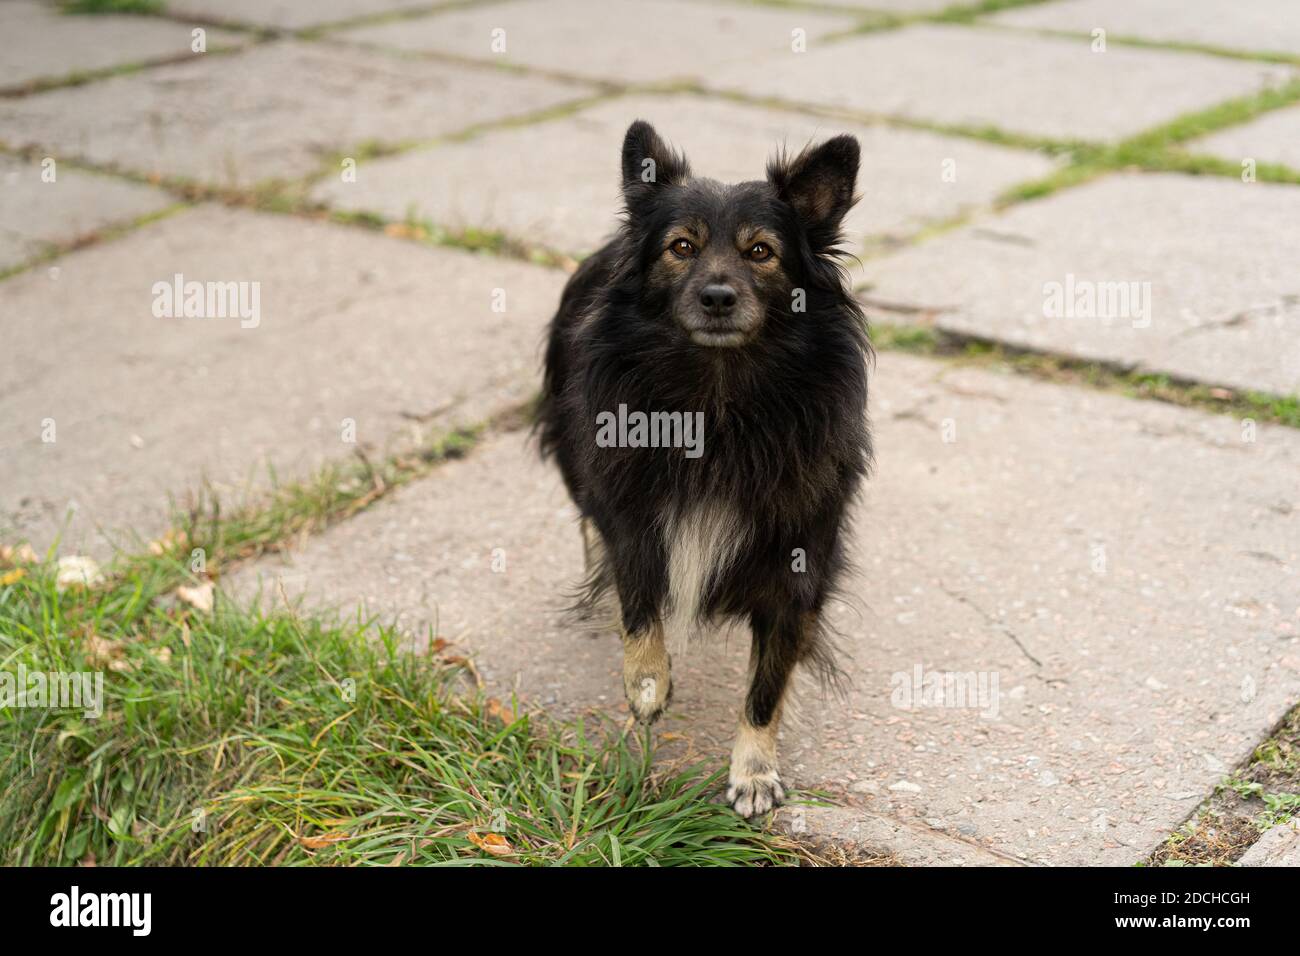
[768,135,860,236]
[621,120,690,215]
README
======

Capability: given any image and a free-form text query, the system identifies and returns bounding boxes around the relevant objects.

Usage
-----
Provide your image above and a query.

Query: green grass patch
[60,0,164,13]
[0,558,798,866]
[930,0,1054,25]
[1123,78,1300,152]
[150,423,491,591]
[995,162,1107,204]
[869,321,1300,429]
[989,78,1300,205]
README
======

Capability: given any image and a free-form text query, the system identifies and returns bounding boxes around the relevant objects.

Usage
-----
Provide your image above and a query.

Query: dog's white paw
[727,765,784,818]
[623,659,672,724]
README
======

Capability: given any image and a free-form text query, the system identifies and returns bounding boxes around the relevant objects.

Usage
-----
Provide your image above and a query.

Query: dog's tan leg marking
[622,622,672,724]
[727,706,785,817]
[729,609,814,817]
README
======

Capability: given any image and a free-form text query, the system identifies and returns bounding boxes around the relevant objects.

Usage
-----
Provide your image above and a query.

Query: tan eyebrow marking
[737,225,781,257]
[666,219,709,246]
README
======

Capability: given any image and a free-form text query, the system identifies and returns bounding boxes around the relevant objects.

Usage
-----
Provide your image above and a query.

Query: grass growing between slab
[0,552,801,866]
[996,78,1300,204]
[1149,703,1300,866]
[60,0,164,13]
[0,202,189,284]
[929,0,1054,25]
[165,424,486,574]
[870,321,1300,429]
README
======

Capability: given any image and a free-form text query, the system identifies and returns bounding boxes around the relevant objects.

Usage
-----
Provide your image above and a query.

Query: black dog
[537,121,871,816]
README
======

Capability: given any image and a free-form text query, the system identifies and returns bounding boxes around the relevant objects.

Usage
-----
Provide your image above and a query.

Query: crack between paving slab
[1132,422,1254,454]
[0,42,259,99]
[938,581,1043,669]
[871,810,1031,866]
[789,803,1030,867]
[981,22,1300,68]
[1173,296,1300,341]
[969,227,1037,247]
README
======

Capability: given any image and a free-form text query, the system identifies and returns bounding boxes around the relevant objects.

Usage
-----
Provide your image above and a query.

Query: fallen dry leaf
[56,555,104,592]
[486,698,516,725]
[298,831,351,849]
[176,581,214,613]
[467,831,513,857]
[0,543,38,567]
[85,634,129,671]
[147,528,189,556]
[383,222,428,241]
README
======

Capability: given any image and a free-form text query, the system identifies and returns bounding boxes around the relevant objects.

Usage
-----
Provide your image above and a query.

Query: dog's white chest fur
[661,504,748,647]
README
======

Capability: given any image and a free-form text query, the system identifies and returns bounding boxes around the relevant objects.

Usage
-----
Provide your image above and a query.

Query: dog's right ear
[621,120,689,215]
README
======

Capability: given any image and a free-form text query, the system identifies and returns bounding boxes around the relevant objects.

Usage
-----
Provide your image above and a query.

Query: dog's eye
[747,242,773,262]
[670,238,697,259]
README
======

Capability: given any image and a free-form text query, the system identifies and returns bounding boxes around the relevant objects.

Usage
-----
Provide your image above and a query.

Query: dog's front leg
[728,608,804,817]
[603,524,672,724]
[622,621,672,724]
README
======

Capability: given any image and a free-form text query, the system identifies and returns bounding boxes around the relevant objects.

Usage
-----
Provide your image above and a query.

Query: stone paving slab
[166,0,454,31]
[0,40,592,189]
[310,93,1058,258]
[0,0,245,93]
[1237,820,1300,866]
[990,0,1300,59]
[774,805,1021,866]
[0,155,174,273]
[862,172,1300,397]
[1192,106,1300,175]
[0,204,566,557]
[705,24,1296,144]
[227,352,1300,865]
[333,0,856,85]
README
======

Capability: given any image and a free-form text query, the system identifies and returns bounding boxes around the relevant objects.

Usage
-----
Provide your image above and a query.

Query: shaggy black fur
[537,120,871,731]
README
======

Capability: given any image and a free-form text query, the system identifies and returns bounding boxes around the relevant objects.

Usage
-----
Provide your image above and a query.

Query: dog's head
[618,120,860,348]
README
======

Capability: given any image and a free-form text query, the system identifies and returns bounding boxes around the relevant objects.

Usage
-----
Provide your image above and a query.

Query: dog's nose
[699,284,737,314]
